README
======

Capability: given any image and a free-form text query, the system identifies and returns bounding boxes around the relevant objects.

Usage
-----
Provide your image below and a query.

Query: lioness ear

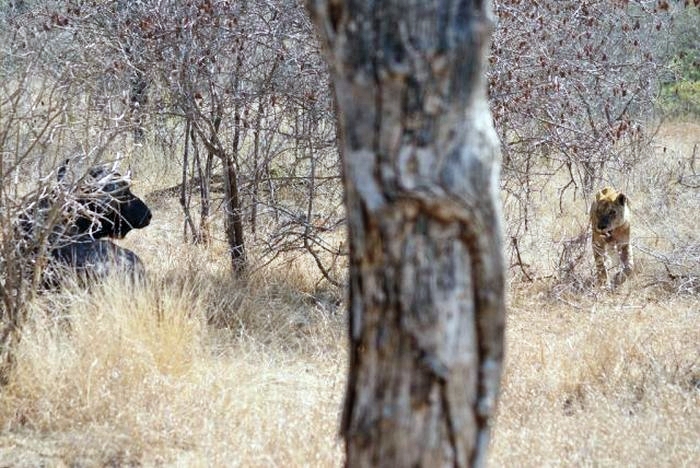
[616,193,627,206]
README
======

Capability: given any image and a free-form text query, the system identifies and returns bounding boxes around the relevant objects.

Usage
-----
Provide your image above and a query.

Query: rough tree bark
[306,1,505,466]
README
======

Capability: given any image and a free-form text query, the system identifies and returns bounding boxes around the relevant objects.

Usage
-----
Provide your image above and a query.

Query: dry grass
[490,120,700,466]
[0,180,347,466]
[491,281,699,467]
[0,121,697,466]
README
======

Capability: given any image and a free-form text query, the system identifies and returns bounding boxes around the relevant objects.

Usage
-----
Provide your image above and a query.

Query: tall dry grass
[490,282,699,466]
[0,122,697,466]
[0,160,347,466]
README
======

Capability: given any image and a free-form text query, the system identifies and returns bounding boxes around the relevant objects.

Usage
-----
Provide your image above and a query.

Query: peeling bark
[306,1,505,466]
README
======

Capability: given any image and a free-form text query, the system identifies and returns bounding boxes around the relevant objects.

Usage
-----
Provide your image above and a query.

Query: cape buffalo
[19,162,152,287]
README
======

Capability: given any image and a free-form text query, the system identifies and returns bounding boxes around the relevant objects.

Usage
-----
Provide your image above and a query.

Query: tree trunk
[250,98,264,238]
[180,119,198,242]
[190,100,247,273]
[195,143,213,245]
[130,69,148,143]
[222,145,246,274]
[306,1,505,466]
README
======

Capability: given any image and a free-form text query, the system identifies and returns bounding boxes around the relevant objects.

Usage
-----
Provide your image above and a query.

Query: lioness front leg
[592,238,608,286]
[614,242,633,286]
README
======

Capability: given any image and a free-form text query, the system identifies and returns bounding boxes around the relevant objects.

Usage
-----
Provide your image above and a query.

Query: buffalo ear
[57,159,70,181]
[616,193,628,206]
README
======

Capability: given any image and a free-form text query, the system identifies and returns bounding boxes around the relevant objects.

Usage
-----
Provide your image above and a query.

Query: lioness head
[591,187,629,235]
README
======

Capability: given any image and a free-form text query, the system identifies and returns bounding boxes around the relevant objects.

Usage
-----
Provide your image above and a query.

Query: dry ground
[491,282,699,466]
[0,121,697,466]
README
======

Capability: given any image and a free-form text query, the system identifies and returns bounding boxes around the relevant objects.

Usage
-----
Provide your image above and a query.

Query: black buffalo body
[46,240,146,286]
[20,163,152,286]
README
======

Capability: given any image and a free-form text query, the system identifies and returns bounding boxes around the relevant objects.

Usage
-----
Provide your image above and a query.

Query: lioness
[590,187,633,287]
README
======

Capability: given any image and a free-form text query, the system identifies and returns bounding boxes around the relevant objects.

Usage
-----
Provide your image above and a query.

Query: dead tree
[306,0,505,466]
